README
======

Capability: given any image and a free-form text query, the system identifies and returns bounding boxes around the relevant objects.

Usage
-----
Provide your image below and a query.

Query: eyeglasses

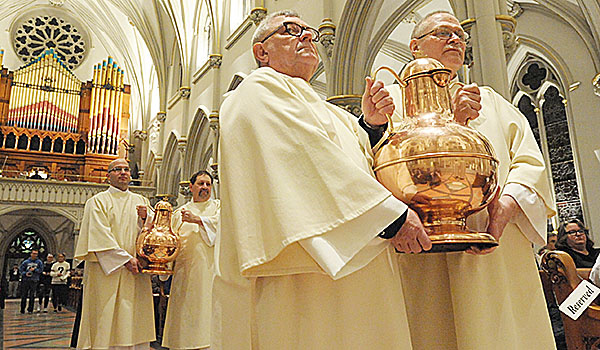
[567,229,585,236]
[108,167,130,173]
[416,27,469,43]
[260,21,320,43]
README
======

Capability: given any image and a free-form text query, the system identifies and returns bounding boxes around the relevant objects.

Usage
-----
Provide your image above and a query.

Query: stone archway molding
[330,0,423,96]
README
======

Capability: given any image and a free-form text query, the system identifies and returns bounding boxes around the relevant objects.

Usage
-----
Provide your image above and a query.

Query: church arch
[511,54,585,222]
[185,106,212,179]
[161,131,182,198]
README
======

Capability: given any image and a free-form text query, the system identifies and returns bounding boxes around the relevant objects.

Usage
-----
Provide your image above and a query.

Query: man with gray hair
[214,9,429,349]
[364,10,557,350]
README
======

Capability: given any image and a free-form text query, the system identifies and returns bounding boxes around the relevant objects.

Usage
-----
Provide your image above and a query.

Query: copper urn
[136,199,181,274]
[373,58,499,252]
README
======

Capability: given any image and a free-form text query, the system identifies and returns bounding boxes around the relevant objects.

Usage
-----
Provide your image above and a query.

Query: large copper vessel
[373,58,499,252]
[136,199,181,274]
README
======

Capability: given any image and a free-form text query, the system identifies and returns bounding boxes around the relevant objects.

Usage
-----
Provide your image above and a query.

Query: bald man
[74,159,155,349]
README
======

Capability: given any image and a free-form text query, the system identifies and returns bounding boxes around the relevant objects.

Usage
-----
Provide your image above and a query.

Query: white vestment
[74,186,155,349]
[162,199,219,349]
[388,83,557,349]
[213,67,413,349]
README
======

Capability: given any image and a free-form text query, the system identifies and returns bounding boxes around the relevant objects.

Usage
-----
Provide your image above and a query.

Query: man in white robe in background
[74,158,155,349]
[363,11,557,350]
[212,9,432,350]
[162,170,219,350]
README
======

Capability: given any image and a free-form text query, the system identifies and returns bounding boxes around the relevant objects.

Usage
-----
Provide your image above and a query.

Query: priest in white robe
[212,10,432,350]
[162,170,219,350]
[363,11,557,350]
[74,158,155,349]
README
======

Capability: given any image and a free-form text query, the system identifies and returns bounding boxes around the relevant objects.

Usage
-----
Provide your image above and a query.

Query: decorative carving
[326,95,362,117]
[541,251,567,285]
[49,0,65,6]
[593,73,600,97]
[133,130,148,141]
[496,15,518,60]
[0,177,154,207]
[507,1,524,18]
[401,12,418,25]
[13,13,87,70]
[156,111,167,123]
[209,111,219,131]
[249,7,268,26]
[176,138,187,156]
[318,19,336,58]
[209,54,222,69]
[210,163,219,183]
[154,156,163,172]
[179,86,191,99]
[179,180,191,197]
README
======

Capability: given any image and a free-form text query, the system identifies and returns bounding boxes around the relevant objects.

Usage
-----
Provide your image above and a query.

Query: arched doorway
[3,230,48,278]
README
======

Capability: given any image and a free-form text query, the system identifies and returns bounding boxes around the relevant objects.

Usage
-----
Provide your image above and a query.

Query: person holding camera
[19,250,43,314]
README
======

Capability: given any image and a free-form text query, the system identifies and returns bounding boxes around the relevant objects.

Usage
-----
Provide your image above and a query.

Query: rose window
[13,15,86,70]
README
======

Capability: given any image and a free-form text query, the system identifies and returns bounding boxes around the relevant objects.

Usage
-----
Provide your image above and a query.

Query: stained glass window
[7,230,46,255]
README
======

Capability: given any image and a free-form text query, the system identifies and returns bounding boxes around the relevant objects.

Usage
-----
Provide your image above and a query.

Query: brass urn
[136,199,181,274]
[373,58,499,252]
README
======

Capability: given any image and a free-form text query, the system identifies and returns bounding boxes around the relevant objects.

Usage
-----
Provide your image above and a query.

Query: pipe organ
[0,49,132,183]
[8,50,81,133]
[88,58,125,155]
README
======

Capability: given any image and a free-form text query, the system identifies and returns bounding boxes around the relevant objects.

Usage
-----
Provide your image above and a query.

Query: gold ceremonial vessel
[373,58,499,252]
[136,198,181,274]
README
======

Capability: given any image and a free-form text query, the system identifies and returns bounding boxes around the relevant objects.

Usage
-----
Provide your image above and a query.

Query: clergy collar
[108,185,129,194]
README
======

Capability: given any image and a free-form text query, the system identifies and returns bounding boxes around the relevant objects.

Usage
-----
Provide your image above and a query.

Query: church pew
[540,250,600,350]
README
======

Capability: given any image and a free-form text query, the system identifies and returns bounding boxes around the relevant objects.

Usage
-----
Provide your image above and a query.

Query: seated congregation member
[556,218,600,268]
[161,170,219,350]
[74,158,155,349]
[362,11,556,349]
[213,9,431,350]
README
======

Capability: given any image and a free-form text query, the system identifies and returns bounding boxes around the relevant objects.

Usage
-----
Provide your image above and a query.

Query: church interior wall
[515,5,600,238]
[0,209,76,274]
[0,5,115,81]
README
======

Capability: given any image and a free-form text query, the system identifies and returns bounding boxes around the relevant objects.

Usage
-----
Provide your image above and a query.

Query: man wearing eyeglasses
[363,11,556,349]
[214,9,429,350]
[74,158,155,349]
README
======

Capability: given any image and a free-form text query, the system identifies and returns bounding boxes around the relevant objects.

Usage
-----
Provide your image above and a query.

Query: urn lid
[399,57,452,86]
[155,199,173,212]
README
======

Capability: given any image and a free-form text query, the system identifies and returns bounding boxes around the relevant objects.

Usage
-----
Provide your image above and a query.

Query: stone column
[155,111,167,192]
[177,138,190,204]
[71,228,80,258]
[209,111,220,198]
[454,0,514,99]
